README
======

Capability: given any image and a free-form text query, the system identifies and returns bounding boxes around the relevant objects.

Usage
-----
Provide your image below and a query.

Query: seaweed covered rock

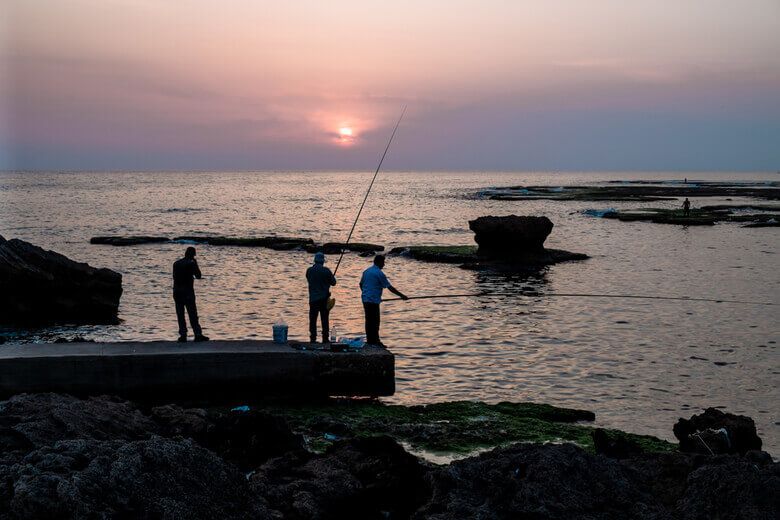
[673,407,763,454]
[0,236,122,325]
[251,436,430,520]
[468,215,553,255]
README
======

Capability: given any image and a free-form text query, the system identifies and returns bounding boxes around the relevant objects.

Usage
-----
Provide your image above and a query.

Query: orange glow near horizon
[336,125,356,145]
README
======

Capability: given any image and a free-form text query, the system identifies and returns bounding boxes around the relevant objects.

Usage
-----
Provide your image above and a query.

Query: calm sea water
[1,171,778,453]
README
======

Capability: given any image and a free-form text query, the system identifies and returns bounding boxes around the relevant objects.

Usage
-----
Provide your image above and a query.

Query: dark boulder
[468,215,554,256]
[673,408,763,454]
[0,393,159,454]
[593,428,646,459]
[1,438,274,519]
[414,442,779,519]
[675,455,780,520]
[0,236,122,325]
[204,409,305,469]
[414,443,661,519]
[151,404,304,468]
[251,435,430,520]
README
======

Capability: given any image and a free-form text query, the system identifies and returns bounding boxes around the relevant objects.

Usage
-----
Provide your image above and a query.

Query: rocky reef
[590,207,780,227]
[390,215,587,269]
[90,235,384,254]
[0,236,122,325]
[0,393,776,519]
[477,180,780,202]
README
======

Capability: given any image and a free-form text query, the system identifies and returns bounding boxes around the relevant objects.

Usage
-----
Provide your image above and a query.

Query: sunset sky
[2,0,779,171]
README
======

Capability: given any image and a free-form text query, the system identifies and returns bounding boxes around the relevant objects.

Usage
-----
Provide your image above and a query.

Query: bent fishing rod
[333,106,407,276]
[381,291,776,306]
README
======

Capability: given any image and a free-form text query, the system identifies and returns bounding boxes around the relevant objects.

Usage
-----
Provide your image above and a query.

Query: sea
[1,171,778,453]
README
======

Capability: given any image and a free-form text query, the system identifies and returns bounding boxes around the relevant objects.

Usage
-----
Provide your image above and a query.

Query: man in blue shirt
[359,254,408,347]
[306,252,337,343]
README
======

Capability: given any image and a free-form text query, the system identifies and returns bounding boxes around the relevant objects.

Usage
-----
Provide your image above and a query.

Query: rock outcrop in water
[0,393,776,519]
[0,236,122,325]
[390,215,587,269]
[469,215,553,255]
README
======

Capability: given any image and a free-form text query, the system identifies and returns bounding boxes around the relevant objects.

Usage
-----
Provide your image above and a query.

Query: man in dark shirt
[173,247,209,342]
[682,198,691,217]
[306,252,337,343]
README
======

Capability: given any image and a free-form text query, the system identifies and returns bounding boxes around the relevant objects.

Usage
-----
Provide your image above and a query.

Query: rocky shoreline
[0,393,776,519]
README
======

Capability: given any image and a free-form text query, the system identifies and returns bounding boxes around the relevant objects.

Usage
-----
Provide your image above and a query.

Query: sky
[1,0,779,171]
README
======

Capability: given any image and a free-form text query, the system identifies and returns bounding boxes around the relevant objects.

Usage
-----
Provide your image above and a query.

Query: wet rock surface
[674,407,763,454]
[0,236,122,325]
[0,394,776,519]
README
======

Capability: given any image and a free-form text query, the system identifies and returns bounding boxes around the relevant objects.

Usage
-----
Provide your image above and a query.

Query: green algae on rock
[389,245,587,267]
[254,400,676,455]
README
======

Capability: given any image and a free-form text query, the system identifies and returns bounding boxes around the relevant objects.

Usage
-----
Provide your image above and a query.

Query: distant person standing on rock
[360,254,408,347]
[306,252,337,343]
[173,247,209,343]
[682,198,691,217]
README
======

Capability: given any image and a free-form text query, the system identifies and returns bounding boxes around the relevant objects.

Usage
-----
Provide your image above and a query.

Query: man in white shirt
[359,255,408,347]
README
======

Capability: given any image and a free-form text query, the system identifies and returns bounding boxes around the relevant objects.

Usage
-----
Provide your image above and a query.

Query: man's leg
[320,299,330,342]
[364,303,380,344]
[309,301,319,342]
[375,304,382,344]
[174,294,187,338]
[185,293,203,336]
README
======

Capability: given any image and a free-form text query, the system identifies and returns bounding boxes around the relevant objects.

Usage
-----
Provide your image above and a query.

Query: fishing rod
[333,106,407,276]
[382,291,776,306]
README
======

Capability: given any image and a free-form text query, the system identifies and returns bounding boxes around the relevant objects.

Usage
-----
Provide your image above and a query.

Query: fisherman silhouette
[682,198,691,217]
[172,247,209,342]
[359,254,408,347]
[306,252,337,343]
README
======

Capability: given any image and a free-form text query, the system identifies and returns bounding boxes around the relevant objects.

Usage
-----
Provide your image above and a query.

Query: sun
[336,125,356,145]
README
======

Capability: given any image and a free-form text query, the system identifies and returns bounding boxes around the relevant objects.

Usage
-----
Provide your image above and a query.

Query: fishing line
[333,106,407,276]
[382,291,776,306]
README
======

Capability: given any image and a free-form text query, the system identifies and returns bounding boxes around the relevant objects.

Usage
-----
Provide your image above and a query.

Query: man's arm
[330,269,337,286]
[388,285,408,300]
[192,259,202,279]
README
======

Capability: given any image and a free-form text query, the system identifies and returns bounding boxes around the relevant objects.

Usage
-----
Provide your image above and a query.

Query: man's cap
[314,252,325,264]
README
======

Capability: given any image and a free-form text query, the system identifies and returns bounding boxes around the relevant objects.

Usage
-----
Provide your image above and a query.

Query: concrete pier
[0,341,394,402]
